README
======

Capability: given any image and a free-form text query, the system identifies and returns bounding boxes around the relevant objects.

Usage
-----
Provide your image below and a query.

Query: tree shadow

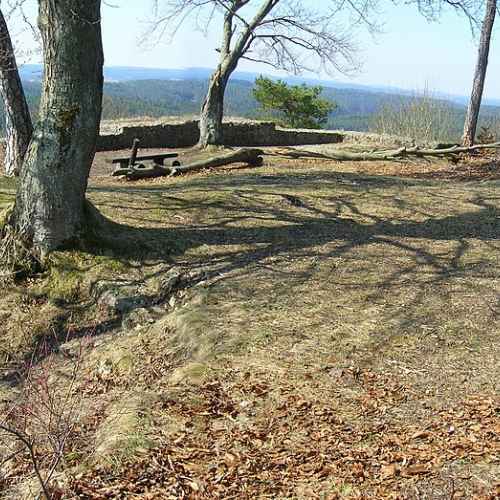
[4,171,499,381]
[89,174,499,301]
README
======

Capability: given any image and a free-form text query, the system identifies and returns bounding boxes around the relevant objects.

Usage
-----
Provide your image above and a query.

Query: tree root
[0,201,140,283]
[0,200,152,282]
[0,224,42,282]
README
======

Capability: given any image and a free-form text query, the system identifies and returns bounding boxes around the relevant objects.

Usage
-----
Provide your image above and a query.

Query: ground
[0,143,499,499]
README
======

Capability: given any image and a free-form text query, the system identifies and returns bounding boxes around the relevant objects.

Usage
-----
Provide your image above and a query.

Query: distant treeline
[4,78,500,141]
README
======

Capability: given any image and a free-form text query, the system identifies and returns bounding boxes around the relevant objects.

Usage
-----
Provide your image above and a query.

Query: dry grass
[370,89,459,144]
[0,150,499,498]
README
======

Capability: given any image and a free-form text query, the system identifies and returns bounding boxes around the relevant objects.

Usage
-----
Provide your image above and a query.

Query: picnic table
[109,138,264,181]
[107,151,180,170]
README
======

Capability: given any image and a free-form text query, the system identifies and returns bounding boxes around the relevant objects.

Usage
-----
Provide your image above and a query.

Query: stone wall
[0,119,429,157]
[97,120,345,151]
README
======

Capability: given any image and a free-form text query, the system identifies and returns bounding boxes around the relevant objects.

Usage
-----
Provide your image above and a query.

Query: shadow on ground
[3,170,499,379]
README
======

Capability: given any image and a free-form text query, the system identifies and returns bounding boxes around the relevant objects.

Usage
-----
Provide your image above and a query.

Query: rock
[96,353,134,381]
[121,307,155,331]
[158,269,184,298]
[97,358,114,381]
[97,288,144,315]
[59,337,86,357]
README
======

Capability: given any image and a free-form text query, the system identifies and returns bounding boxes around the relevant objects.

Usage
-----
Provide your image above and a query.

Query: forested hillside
[5,77,500,139]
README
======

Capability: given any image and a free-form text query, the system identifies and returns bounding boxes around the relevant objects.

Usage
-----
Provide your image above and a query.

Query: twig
[0,423,52,499]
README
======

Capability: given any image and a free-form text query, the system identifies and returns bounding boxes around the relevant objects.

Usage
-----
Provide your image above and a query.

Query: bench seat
[107,152,179,167]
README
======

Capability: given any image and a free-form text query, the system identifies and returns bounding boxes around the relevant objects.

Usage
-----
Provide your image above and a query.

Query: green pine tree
[253,76,335,129]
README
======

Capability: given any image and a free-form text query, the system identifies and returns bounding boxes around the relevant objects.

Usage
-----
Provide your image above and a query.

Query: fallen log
[171,148,264,175]
[112,148,264,180]
[294,141,500,162]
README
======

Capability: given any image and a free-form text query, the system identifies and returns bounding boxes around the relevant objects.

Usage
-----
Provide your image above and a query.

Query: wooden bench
[107,152,180,170]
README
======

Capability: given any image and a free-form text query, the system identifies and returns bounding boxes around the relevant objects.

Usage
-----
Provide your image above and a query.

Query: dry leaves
[68,368,499,499]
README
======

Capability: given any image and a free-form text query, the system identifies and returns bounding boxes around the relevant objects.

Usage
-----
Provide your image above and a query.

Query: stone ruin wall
[96,120,347,151]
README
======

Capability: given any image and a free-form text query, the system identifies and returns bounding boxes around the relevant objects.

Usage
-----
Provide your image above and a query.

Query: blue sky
[10,1,500,99]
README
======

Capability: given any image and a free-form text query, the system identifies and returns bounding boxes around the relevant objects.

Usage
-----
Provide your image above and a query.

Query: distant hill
[6,65,500,140]
[19,63,500,107]
[6,77,450,132]
[101,78,460,132]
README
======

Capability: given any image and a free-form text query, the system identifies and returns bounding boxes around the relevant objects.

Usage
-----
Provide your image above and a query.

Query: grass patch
[94,394,156,466]
[0,203,13,229]
[40,251,130,303]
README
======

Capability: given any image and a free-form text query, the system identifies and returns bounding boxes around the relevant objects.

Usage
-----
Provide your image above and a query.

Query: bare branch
[405,0,483,33]
[148,0,378,146]
[148,0,378,76]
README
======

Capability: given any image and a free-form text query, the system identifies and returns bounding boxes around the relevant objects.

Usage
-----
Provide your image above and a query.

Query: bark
[198,67,229,148]
[171,147,264,174]
[0,8,33,177]
[462,0,497,147]
[112,162,173,179]
[284,142,500,162]
[10,0,103,256]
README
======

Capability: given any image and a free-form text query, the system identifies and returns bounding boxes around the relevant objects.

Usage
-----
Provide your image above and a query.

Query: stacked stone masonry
[97,120,346,151]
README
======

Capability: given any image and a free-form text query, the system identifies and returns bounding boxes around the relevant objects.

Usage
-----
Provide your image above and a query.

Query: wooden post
[128,138,140,167]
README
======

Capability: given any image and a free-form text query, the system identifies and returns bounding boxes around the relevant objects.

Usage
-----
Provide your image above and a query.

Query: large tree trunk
[198,67,229,148]
[0,8,33,177]
[462,0,497,147]
[10,0,103,256]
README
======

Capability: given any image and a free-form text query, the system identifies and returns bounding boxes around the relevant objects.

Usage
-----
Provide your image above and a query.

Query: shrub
[370,88,460,144]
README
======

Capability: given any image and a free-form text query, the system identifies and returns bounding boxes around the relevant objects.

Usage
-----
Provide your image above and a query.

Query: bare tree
[151,0,377,148]
[411,0,481,24]
[0,4,33,177]
[2,0,103,258]
[405,1,492,146]
[462,0,497,146]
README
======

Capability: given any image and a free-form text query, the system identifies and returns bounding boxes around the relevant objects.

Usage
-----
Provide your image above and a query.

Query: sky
[8,0,500,99]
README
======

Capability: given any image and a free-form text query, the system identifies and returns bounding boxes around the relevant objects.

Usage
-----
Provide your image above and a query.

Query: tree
[151,0,377,148]
[253,76,335,129]
[4,0,103,258]
[406,0,483,35]
[462,0,497,146]
[408,0,496,147]
[0,6,33,177]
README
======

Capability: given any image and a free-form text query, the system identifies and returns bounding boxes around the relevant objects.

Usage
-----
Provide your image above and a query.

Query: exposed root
[0,202,138,284]
[0,205,42,281]
[0,224,42,282]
